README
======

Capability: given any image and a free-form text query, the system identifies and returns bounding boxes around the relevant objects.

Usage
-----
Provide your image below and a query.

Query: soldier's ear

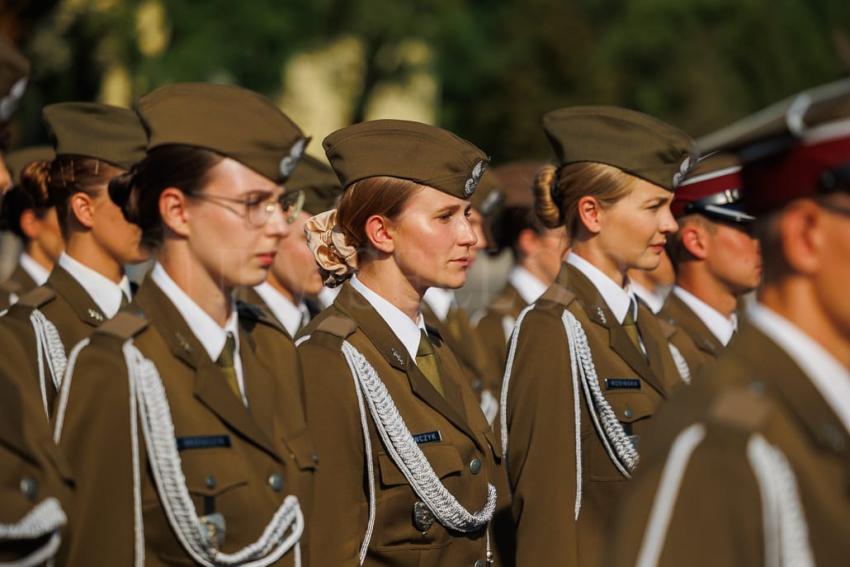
[159,186,191,238]
[680,224,708,260]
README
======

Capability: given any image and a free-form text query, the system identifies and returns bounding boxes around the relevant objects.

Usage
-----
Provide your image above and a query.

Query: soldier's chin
[635,254,661,272]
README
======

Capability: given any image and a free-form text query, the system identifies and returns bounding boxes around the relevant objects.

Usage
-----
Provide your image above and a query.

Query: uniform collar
[350,274,426,360]
[422,287,456,322]
[254,282,306,337]
[566,251,635,324]
[673,286,737,346]
[19,253,50,286]
[748,302,850,436]
[631,280,669,314]
[58,252,131,318]
[508,266,547,305]
[151,263,240,364]
[317,285,340,309]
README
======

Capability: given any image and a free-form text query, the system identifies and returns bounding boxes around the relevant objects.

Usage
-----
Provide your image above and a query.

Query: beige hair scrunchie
[304,208,359,287]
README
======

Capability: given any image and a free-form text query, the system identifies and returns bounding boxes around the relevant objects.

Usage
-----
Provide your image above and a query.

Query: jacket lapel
[47,265,107,327]
[336,284,479,445]
[134,278,281,462]
[663,293,724,357]
[562,264,667,397]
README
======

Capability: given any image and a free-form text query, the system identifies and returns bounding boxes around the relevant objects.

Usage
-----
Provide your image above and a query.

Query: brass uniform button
[20,477,38,501]
[624,407,634,419]
[268,473,284,492]
[474,560,485,567]
[469,458,482,475]
[205,475,217,489]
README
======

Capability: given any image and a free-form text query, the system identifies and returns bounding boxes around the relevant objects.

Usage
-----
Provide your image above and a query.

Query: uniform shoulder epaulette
[538,284,576,308]
[16,286,56,309]
[95,311,149,340]
[708,382,772,432]
[315,314,358,339]
[0,278,23,295]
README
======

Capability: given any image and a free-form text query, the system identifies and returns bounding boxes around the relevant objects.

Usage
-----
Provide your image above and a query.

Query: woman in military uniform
[53,83,315,566]
[474,161,569,374]
[298,119,507,567]
[0,146,61,310]
[0,103,150,418]
[500,107,693,567]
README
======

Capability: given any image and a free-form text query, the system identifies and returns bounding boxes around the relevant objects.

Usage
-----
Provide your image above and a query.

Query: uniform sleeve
[474,310,509,373]
[503,308,580,567]
[56,338,137,566]
[298,336,367,567]
[607,425,764,567]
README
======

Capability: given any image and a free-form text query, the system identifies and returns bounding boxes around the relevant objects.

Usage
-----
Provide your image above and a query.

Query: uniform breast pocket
[374,443,464,548]
[588,388,656,482]
[282,428,319,473]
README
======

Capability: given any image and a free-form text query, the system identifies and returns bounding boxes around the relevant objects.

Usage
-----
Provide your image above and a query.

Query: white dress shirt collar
[254,282,306,337]
[19,253,50,286]
[673,286,737,346]
[508,266,547,306]
[317,285,340,309]
[630,280,669,315]
[748,302,850,436]
[58,252,131,318]
[350,274,427,360]
[423,287,456,322]
[566,252,634,324]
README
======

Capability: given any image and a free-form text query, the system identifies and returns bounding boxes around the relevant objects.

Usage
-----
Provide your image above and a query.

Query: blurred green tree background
[2,0,849,161]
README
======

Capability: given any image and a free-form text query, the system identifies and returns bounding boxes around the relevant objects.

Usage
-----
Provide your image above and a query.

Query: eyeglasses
[189,189,305,227]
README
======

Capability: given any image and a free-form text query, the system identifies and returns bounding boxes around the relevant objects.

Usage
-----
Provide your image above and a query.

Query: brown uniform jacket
[422,301,502,398]
[0,264,117,417]
[0,263,37,310]
[658,291,725,376]
[502,263,684,567]
[297,282,511,567]
[0,325,73,565]
[608,323,850,566]
[474,284,527,378]
[57,277,315,566]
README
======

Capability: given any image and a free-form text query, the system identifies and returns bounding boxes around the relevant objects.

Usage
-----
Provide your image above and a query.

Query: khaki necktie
[216,332,242,400]
[416,330,444,397]
[120,292,130,309]
[622,298,646,358]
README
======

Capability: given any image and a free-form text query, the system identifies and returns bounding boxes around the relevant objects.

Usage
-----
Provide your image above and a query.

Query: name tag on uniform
[412,431,442,445]
[605,378,641,390]
[176,435,231,451]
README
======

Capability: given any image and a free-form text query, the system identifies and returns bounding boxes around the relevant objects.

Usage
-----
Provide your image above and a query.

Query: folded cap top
[491,161,546,208]
[6,146,54,187]
[43,103,147,170]
[672,153,752,224]
[542,106,696,192]
[697,79,850,215]
[137,83,308,183]
[286,155,342,216]
[322,119,489,200]
[0,39,29,124]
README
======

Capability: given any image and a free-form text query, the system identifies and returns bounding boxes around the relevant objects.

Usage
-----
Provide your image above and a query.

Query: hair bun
[304,208,359,287]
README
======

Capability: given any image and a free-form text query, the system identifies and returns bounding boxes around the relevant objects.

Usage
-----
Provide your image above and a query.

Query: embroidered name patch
[412,431,442,445]
[605,378,641,390]
[176,435,232,451]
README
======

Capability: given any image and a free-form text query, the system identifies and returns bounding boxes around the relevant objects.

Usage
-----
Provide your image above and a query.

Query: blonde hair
[534,162,637,238]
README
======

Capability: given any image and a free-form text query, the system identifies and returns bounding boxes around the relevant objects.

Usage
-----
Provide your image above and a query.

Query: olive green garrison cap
[542,106,696,192]
[287,154,342,215]
[137,83,308,183]
[43,102,147,169]
[323,119,489,200]
[6,145,54,187]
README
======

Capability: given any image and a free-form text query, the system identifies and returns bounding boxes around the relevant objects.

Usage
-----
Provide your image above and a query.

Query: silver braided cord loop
[341,341,497,534]
[561,310,638,476]
[479,389,499,425]
[499,305,535,455]
[668,344,691,385]
[30,310,68,416]
[122,342,304,567]
[747,434,814,567]
[52,339,90,444]
[0,497,66,567]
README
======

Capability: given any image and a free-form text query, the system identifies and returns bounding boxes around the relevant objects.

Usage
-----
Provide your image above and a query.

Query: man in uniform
[609,79,850,566]
[246,154,342,336]
[658,153,762,375]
